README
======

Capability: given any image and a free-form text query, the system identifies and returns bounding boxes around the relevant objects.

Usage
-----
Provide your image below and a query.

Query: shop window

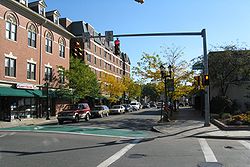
[5,57,16,77]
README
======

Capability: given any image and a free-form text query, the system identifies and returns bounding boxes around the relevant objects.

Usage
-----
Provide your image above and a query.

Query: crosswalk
[198,138,250,167]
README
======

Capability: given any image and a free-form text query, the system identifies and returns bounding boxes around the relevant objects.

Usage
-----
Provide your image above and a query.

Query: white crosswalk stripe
[198,138,218,162]
[239,140,250,150]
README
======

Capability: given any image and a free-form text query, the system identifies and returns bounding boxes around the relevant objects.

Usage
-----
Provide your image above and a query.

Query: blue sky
[44,0,250,68]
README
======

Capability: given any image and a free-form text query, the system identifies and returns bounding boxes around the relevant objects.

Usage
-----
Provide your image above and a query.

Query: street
[1,108,250,167]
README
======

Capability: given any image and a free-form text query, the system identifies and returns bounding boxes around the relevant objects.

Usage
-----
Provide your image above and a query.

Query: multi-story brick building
[60,20,131,81]
[0,0,74,121]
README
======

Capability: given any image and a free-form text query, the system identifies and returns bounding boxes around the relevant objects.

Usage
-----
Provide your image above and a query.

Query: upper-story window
[5,14,17,41]
[58,69,65,84]
[59,38,65,58]
[45,66,52,82]
[54,15,59,24]
[87,54,91,62]
[27,62,36,80]
[45,32,53,53]
[5,57,16,77]
[20,0,27,6]
[28,24,37,48]
[39,6,45,16]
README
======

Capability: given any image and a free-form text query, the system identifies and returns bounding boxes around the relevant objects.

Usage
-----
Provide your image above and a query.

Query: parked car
[57,103,91,124]
[91,105,110,118]
[122,104,133,112]
[142,103,150,109]
[109,105,125,114]
[130,101,141,110]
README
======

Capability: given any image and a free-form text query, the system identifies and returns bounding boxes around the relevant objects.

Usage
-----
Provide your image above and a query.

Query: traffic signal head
[203,74,209,86]
[72,41,83,57]
[114,38,120,55]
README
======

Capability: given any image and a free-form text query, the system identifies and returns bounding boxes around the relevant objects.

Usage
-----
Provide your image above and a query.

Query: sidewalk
[0,117,57,129]
[152,107,250,140]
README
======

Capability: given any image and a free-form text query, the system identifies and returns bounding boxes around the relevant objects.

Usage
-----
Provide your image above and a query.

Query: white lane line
[198,138,217,162]
[239,140,250,150]
[0,134,7,138]
[97,139,140,167]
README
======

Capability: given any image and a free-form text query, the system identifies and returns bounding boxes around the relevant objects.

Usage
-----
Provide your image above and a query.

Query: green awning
[0,87,43,97]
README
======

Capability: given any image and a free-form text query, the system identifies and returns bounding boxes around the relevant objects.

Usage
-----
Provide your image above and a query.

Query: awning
[0,87,44,97]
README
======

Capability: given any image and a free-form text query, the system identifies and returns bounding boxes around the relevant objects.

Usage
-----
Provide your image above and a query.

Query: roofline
[4,0,74,38]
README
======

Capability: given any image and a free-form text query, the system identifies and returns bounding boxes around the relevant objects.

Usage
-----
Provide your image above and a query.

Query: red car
[57,103,91,124]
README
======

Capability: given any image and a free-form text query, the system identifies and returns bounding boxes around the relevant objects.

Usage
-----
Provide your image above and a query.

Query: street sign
[167,79,174,92]
[192,62,203,70]
[105,31,113,42]
[83,32,90,43]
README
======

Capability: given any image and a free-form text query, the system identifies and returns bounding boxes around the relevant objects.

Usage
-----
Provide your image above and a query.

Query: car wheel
[58,120,64,125]
[73,115,80,123]
[85,114,90,121]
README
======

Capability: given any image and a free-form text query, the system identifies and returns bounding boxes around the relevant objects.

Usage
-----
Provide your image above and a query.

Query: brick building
[0,0,74,121]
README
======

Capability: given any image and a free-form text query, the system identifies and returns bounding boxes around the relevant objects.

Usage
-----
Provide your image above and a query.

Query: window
[94,45,97,53]
[59,38,65,58]
[110,54,112,60]
[113,56,115,62]
[58,70,65,84]
[39,6,45,16]
[87,54,91,62]
[54,16,59,24]
[99,71,102,78]
[100,60,102,67]
[27,63,36,80]
[94,57,97,64]
[5,57,16,77]
[104,52,107,58]
[20,0,27,6]
[28,24,37,48]
[5,15,17,41]
[100,48,102,56]
[45,33,52,53]
[45,67,52,82]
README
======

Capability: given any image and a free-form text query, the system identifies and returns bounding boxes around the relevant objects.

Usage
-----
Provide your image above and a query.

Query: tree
[142,83,159,102]
[60,56,100,103]
[209,44,250,96]
[123,76,142,101]
[100,74,126,103]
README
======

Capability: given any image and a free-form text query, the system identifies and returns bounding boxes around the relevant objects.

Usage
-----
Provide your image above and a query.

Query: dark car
[122,104,133,112]
[57,103,91,124]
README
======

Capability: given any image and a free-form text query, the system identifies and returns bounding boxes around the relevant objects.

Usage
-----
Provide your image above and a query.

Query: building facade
[0,0,74,121]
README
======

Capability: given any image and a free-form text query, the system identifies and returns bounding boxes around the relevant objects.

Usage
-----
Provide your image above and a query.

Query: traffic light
[114,38,120,55]
[72,41,83,57]
[203,74,209,86]
[135,0,144,4]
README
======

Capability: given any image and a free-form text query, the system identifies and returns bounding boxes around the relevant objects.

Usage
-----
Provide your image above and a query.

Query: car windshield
[63,105,79,110]
[112,105,121,109]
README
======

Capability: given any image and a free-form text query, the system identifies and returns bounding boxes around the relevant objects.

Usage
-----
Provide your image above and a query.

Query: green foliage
[123,77,142,100]
[64,56,100,102]
[142,83,159,102]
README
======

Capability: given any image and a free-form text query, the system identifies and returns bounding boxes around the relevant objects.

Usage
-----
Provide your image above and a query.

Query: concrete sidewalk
[152,107,250,140]
[0,117,57,129]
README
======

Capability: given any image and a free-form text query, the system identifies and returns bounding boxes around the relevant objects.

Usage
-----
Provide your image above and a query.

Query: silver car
[91,105,110,118]
[109,105,125,114]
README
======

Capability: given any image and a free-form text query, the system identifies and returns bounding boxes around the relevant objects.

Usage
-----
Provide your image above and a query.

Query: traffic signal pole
[86,29,210,127]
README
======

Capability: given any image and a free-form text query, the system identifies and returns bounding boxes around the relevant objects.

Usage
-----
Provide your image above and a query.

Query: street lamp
[159,64,172,122]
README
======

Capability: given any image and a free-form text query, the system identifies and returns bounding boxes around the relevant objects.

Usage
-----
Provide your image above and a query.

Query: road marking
[97,139,141,167]
[0,134,7,138]
[239,140,250,150]
[198,138,217,162]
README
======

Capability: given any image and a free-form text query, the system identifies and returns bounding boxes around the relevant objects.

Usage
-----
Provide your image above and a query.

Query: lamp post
[160,64,172,122]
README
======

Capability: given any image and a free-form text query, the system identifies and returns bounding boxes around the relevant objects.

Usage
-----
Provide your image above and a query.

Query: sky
[43,0,250,68]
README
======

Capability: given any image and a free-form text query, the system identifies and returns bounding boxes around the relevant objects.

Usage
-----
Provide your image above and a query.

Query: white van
[130,101,141,110]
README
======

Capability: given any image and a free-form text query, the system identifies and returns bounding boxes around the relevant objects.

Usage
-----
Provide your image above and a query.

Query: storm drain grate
[197,162,224,167]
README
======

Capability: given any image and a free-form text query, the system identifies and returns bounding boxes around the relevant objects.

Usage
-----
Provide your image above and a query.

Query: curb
[194,135,250,140]
[150,126,164,133]
[211,119,250,131]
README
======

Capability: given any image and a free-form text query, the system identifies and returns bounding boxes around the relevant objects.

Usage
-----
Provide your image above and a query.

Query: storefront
[0,85,45,122]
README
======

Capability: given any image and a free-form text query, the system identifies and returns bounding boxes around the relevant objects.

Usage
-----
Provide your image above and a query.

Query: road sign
[105,31,113,42]
[83,32,90,42]
[192,62,203,70]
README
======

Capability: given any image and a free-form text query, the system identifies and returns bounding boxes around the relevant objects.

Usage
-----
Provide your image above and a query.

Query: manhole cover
[128,153,146,159]
[224,146,234,149]
[197,162,224,167]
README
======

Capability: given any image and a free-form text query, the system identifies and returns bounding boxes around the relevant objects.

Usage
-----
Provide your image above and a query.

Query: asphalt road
[1,108,250,167]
